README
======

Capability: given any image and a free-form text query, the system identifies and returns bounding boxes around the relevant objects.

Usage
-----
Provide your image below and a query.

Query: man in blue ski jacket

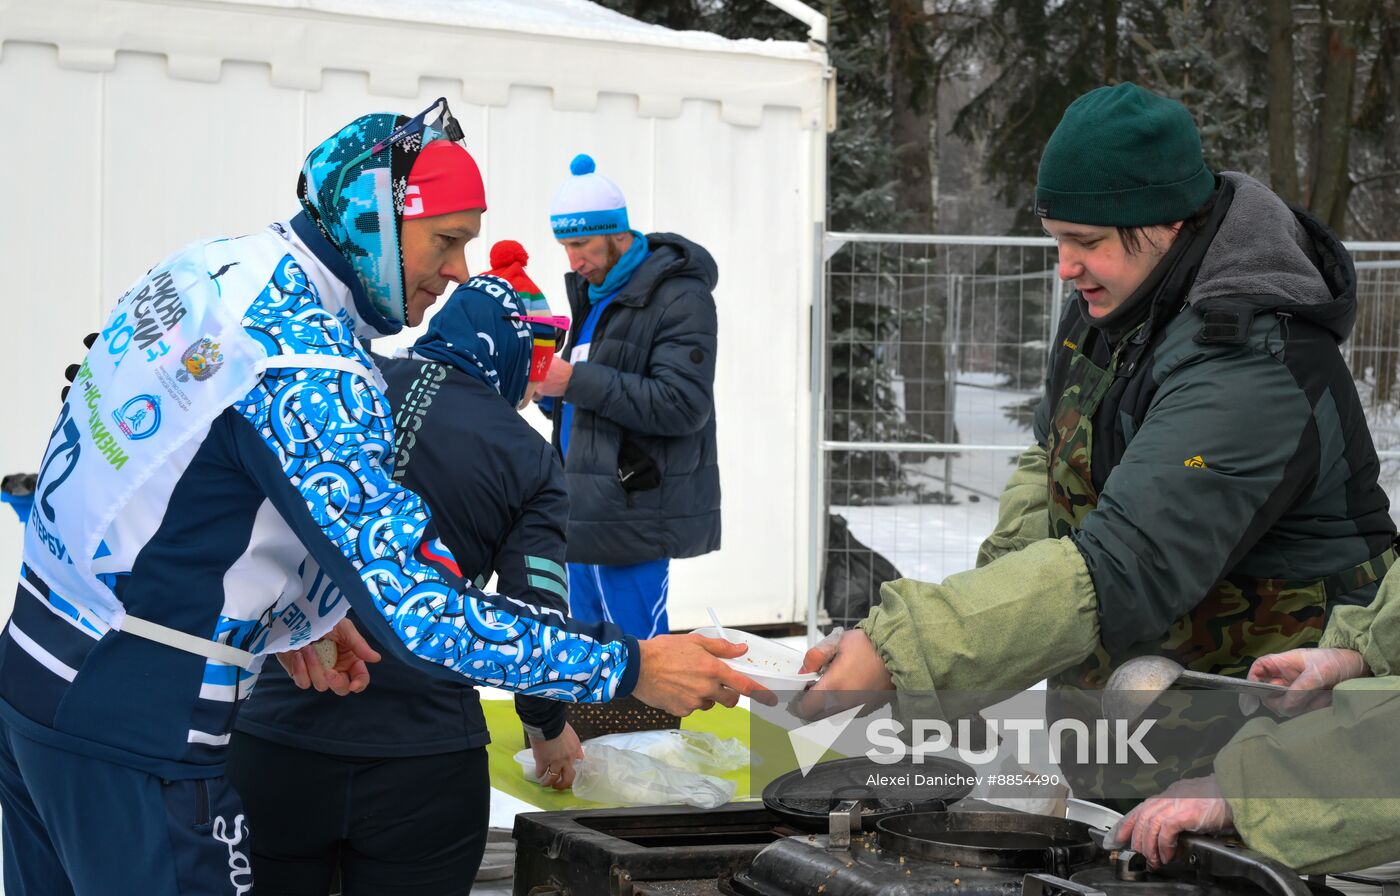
[0,102,758,896]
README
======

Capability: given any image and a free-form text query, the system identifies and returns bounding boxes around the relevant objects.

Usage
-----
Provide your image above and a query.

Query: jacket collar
[286,212,398,340]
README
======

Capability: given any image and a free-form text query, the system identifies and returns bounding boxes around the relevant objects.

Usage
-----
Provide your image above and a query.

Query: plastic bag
[573,744,736,808]
[511,744,736,808]
[583,729,747,775]
[825,513,902,626]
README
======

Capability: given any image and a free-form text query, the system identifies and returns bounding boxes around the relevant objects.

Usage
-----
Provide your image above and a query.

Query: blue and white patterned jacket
[0,213,637,778]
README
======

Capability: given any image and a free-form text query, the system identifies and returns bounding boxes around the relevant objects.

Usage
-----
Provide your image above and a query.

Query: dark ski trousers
[226,732,490,896]
[0,715,251,895]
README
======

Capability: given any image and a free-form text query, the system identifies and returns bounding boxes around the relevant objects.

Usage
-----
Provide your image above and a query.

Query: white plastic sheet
[513,729,747,808]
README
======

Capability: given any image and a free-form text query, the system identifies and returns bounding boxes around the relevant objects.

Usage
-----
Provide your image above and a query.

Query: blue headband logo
[550,207,630,238]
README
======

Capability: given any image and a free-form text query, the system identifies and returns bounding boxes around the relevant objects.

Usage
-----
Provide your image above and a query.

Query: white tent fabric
[0,0,828,629]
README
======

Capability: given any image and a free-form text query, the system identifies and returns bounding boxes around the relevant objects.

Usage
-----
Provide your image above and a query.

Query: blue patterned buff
[297,113,438,336]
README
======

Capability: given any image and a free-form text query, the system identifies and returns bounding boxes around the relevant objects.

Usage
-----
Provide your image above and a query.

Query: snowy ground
[1354,379,1400,514]
[831,371,1036,583]
[834,371,1400,584]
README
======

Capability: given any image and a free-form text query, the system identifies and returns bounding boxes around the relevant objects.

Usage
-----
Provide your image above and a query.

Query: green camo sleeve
[1215,678,1400,874]
[976,443,1050,568]
[859,537,1099,694]
[1320,569,1400,676]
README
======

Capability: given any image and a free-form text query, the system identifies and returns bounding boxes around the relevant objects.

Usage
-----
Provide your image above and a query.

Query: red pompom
[490,240,529,269]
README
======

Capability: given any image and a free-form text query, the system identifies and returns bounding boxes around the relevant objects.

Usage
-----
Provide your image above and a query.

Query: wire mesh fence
[817,233,1400,629]
[1345,246,1400,490]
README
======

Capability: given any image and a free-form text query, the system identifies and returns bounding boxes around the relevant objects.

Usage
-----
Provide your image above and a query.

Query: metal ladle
[1101,655,1289,725]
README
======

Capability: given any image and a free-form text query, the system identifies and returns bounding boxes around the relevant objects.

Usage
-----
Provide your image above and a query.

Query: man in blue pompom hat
[539,153,722,639]
[0,107,760,895]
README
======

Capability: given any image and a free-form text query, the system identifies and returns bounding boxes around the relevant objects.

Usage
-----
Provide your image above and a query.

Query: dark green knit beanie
[1035,82,1215,226]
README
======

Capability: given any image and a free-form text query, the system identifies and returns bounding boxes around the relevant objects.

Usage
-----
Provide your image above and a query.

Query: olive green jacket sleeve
[1215,677,1400,874]
[1320,569,1400,676]
[975,443,1050,568]
[859,537,1100,694]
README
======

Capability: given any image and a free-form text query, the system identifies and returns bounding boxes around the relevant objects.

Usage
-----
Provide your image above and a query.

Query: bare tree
[1305,0,1370,235]
[1103,0,1121,82]
[1265,0,1301,202]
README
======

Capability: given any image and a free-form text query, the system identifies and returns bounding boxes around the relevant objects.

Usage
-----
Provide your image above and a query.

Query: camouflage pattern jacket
[1031,172,1396,666]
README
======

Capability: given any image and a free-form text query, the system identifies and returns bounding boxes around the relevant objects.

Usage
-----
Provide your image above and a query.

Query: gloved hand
[59,332,98,402]
[795,628,895,720]
[1,473,36,525]
[799,626,844,674]
[1107,775,1234,868]
[1248,647,1368,716]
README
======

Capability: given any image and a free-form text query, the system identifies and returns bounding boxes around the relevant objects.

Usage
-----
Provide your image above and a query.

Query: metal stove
[725,805,1337,896]
[512,802,788,895]
[512,756,1362,896]
[511,756,970,896]
[513,800,1359,896]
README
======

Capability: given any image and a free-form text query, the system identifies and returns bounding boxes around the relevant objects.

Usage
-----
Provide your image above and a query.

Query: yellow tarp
[481,700,756,810]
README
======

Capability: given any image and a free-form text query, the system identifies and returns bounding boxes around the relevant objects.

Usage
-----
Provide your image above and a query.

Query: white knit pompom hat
[549,154,629,238]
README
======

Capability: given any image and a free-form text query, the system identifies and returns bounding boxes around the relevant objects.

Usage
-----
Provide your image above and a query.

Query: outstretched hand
[1108,775,1234,868]
[795,628,894,720]
[276,617,382,696]
[632,633,776,715]
[1248,647,1367,716]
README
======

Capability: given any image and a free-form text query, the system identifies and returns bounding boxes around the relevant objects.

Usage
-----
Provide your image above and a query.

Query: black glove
[59,333,98,402]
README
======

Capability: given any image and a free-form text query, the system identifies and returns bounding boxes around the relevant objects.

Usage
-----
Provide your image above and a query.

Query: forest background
[599,0,1400,505]
[601,0,1399,240]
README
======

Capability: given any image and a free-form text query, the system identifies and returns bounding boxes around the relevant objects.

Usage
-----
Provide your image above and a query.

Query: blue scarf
[411,276,534,406]
[557,234,651,457]
[588,232,650,302]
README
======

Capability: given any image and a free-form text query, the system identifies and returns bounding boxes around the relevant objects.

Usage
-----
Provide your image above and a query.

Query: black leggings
[226,732,490,896]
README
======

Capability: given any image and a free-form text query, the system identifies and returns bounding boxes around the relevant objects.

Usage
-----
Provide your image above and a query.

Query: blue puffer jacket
[549,232,721,565]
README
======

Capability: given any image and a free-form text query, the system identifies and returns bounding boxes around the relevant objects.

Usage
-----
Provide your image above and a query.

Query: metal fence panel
[816,234,1400,630]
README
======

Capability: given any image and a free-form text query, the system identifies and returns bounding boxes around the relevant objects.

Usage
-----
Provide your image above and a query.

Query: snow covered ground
[1354,380,1400,514]
[836,371,1400,584]
[831,371,1036,583]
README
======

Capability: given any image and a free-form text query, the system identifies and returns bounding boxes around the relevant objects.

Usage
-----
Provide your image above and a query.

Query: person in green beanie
[799,83,1397,781]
